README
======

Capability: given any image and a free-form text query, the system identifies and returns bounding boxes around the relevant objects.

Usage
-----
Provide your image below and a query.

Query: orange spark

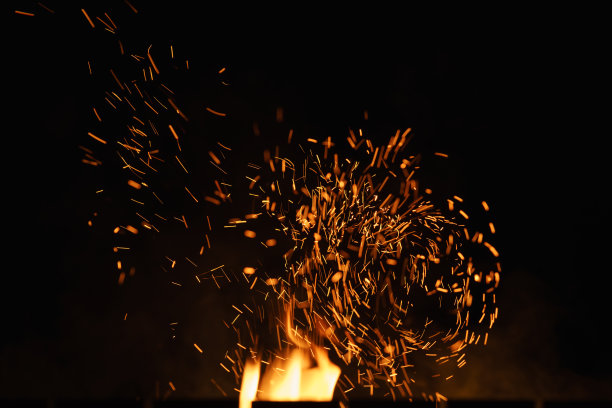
[87,132,107,144]
[81,9,95,28]
[206,107,227,117]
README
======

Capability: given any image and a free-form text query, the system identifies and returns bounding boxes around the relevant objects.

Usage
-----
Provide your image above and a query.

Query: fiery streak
[15,10,35,16]
[87,132,107,144]
[81,8,95,28]
[206,107,227,117]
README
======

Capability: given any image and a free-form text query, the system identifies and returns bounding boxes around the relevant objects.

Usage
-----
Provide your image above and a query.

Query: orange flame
[239,346,340,408]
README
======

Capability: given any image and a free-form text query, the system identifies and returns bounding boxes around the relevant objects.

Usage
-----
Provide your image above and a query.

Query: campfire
[239,345,340,408]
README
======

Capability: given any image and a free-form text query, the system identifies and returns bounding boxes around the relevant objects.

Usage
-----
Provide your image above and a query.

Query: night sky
[3,1,610,403]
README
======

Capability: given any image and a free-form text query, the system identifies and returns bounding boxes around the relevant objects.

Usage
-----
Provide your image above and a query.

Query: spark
[15,10,35,16]
[87,132,107,144]
[206,107,227,117]
[81,9,95,28]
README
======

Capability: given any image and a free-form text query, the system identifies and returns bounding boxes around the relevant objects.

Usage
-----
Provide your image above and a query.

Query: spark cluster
[15,2,501,402]
[222,130,501,400]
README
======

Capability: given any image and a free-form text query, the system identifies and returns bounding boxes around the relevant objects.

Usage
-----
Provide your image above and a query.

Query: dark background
[3,1,610,403]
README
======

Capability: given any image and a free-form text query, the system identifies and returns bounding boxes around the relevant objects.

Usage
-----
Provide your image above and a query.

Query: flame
[239,346,340,408]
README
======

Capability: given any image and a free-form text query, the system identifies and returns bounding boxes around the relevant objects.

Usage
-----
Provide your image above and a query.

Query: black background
[3,1,610,402]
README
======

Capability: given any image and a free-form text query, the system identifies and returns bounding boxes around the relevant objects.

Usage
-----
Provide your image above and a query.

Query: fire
[239,346,340,408]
